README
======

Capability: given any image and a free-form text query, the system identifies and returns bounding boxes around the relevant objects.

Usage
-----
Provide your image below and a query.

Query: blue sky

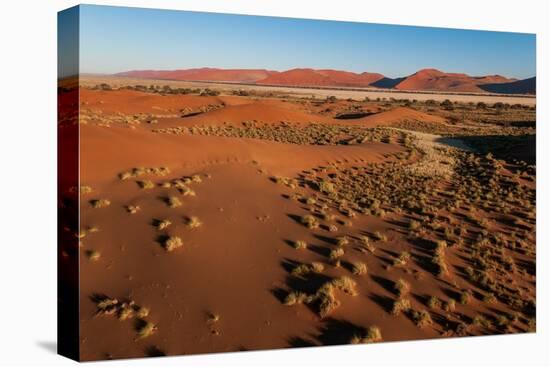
[69,4,536,79]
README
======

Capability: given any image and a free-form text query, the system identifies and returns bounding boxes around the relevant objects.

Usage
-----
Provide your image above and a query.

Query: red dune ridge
[114,67,532,94]
[394,68,517,93]
[257,68,385,87]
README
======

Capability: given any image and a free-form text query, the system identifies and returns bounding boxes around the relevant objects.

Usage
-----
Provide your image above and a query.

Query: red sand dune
[163,99,334,126]
[474,75,517,84]
[257,68,384,87]
[78,124,407,360]
[80,124,401,183]
[395,68,515,93]
[80,89,225,115]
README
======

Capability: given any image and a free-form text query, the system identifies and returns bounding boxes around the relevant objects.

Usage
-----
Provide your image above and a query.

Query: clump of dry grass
[336,236,350,247]
[164,236,183,252]
[126,205,140,214]
[167,196,182,208]
[352,262,368,275]
[427,296,442,309]
[186,216,202,228]
[137,180,155,189]
[90,199,110,208]
[432,240,449,276]
[319,180,335,194]
[283,291,315,306]
[359,236,376,253]
[351,326,383,344]
[135,306,150,319]
[301,214,319,229]
[293,240,308,250]
[118,303,135,321]
[179,186,196,196]
[136,320,157,339]
[80,185,93,194]
[306,197,317,205]
[393,251,411,267]
[329,247,345,260]
[292,262,325,276]
[364,326,382,343]
[329,276,358,296]
[459,290,472,305]
[85,250,101,261]
[283,276,357,318]
[155,219,171,230]
[207,312,220,323]
[94,296,119,316]
[391,298,411,316]
[394,278,410,297]
[443,299,456,312]
[412,309,433,328]
[473,314,492,329]
[373,231,387,241]
[93,295,152,335]
[119,166,170,180]
[273,176,299,189]
[409,220,420,230]
[317,277,358,317]
[359,235,370,245]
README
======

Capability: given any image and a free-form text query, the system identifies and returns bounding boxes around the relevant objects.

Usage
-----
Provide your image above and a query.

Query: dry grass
[293,240,308,250]
[351,262,368,275]
[136,320,157,339]
[291,262,325,276]
[427,296,442,309]
[283,292,315,306]
[137,180,155,189]
[126,205,140,214]
[373,231,387,241]
[351,326,382,344]
[119,166,170,180]
[85,250,101,261]
[365,326,382,343]
[395,278,410,297]
[329,247,345,260]
[283,276,357,318]
[186,216,202,229]
[301,214,320,229]
[179,186,196,196]
[412,309,433,328]
[167,196,182,208]
[80,185,93,194]
[164,236,183,252]
[393,251,411,267]
[155,219,172,230]
[90,199,111,208]
[391,298,411,316]
[336,236,350,247]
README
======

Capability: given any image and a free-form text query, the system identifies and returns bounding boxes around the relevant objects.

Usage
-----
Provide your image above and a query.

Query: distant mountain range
[115,67,536,95]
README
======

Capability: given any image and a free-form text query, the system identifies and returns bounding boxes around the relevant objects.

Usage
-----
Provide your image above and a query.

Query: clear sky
[70,4,536,79]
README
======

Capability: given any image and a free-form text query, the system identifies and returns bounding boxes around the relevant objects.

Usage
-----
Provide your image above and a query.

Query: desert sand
[58,77,535,360]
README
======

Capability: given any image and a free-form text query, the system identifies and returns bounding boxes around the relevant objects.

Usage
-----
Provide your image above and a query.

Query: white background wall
[0,0,546,365]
